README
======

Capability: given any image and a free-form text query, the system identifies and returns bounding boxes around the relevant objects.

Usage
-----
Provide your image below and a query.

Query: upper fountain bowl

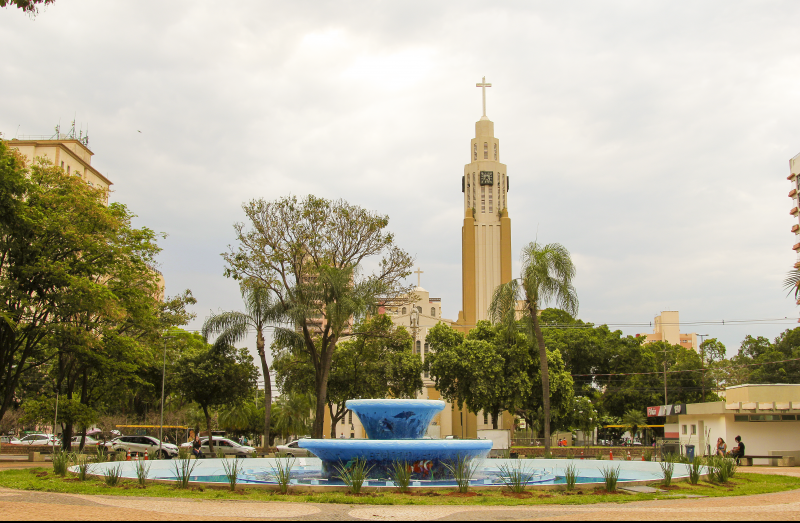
[346,399,445,440]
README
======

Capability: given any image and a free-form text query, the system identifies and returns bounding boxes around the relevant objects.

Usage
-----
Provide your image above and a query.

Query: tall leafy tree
[489,241,578,454]
[274,314,423,437]
[202,280,282,448]
[426,321,531,428]
[222,195,413,437]
[175,334,259,452]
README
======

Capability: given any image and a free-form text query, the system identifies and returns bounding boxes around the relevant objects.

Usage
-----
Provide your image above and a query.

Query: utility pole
[697,334,709,402]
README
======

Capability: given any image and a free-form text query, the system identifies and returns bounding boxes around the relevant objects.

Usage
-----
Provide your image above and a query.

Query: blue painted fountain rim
[345,399,446,410]
[298,439,492,449]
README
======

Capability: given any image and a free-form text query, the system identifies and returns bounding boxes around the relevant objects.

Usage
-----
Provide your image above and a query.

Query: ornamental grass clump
[269,455,295,494]
[94,445,107,463]
[599,464,621,492]
[75,455,93,482]
[104,463,124,487]
[497,460,534,493]
[334,457,373,495]
[443,454,479,493]
[688,456,703,485]
[135,458,151,487]
[563,462,578,491]
[221,457,243,491]
[707,455,737,483]
[643,450,653,462]
[177,447,190,461]
[390,460,412,493]
[52,449,74,476]
[659,454,675,487]
[172,458,198,489]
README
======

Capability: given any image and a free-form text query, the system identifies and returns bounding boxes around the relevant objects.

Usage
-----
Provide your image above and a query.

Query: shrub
[269,456,295,494]
[443,454,479,494]
[643,450,653,462]
[659,455,675,487]
[52,449,74,476]
[563,462,578,491]
[334,457,373,495]
[599,464,621,492]
[221,457,243,491]
[104,463,124,487]
[497,460,534,493]
[75,455,92,481]
[177,447,190,461]
[135,459,151,487]
[688,456,702,485]
[172,458,198,489]
[390,460,412,493]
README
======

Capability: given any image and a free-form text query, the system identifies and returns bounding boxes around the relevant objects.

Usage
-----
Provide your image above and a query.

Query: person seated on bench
[728,435,745,464]
[716,437,727,457]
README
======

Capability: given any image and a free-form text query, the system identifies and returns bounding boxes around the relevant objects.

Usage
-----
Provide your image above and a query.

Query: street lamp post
[159,335,175,457]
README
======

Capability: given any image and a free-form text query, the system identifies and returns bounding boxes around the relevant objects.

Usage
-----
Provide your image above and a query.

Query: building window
[416,340,421,354]
[473,143,477,161]
[417,306,422,313]
[494,143,497,160]
[488,188,493,213]
[402,307,406,315]
[483,412,488,425]
[67,165,70,174]
[484,142,488,159]
[348,410,352,424]
[431,307,436,317]
[481,186,485,213]
[691,424,696,435]
[424,342,429,356]
[681,425,687,435]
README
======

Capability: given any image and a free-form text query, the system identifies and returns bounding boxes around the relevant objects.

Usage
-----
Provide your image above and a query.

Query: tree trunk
[203,406,214,454]
[311,341,335,438]
[257,329,271,449]
[492,409,500,430]
[329,404,338,439]
[530,306,550,455]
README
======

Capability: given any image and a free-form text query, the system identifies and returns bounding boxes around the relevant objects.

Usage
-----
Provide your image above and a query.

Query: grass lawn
[0,468,797,506]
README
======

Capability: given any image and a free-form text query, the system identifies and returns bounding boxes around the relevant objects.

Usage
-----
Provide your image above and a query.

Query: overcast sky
[3,1,800,368]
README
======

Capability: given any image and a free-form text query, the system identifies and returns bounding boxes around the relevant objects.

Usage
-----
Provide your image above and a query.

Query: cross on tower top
[476,76,492,119]
[413,267,424,288]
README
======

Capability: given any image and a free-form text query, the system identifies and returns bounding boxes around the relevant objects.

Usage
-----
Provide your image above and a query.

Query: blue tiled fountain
[298,399,492,480]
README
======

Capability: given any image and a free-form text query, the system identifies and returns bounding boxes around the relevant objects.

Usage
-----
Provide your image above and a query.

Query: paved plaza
[0,465,798,521]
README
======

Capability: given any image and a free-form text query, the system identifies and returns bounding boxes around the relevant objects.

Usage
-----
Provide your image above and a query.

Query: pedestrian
[192,435,203,459]
[716,437,727,457]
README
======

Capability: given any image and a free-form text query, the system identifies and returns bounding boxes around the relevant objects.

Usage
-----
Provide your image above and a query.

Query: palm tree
[202,280,283,448]
[622,409,647,444]
[784,269,800,299]
[489,241,578,455]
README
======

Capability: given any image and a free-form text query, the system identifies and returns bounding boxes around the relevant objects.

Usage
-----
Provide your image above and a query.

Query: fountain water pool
[74,399,699,487]
[76,457,694,488]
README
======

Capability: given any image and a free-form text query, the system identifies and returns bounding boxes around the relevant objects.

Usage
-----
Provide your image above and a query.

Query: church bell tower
[456,77,512,331]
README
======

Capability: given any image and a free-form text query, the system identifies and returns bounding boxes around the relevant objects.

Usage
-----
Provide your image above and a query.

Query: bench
[738,455,791,466]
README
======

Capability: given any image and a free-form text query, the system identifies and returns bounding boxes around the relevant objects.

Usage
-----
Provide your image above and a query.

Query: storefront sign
[646,404,687,417]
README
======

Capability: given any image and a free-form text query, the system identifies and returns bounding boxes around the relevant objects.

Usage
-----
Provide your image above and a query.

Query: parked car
[0,435,21,444]
[275,440,315,457]
[12,434,59,446]
[107,435,179,459]
[70,435,100,447]
[179,437,256,458]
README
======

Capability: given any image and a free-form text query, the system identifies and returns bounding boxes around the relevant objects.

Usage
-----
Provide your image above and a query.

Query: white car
[108,435,179,459]
[0,435,21,444]
[70,435,100,447]
[12,434,59,446]
[179,437,256,458]
[275,440,315,457]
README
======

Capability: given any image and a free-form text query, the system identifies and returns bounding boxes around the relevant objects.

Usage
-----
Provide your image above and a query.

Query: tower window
[488,188,493,213]
[484,142,488,159]
[402,307,407,315]
[473,143,477,161]
[481,186,485,213]
[494,143,497,160]
[431,307,436,317]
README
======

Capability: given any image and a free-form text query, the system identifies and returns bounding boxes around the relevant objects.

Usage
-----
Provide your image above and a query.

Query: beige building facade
[638,311,698,351]
[672,384,800,461]
[9,136,113,201]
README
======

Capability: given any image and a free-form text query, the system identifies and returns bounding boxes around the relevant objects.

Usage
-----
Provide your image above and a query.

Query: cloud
[3,0,800,363]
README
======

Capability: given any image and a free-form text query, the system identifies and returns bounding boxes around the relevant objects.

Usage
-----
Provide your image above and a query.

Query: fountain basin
[345,399,445,440]
[297,438,492,480]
